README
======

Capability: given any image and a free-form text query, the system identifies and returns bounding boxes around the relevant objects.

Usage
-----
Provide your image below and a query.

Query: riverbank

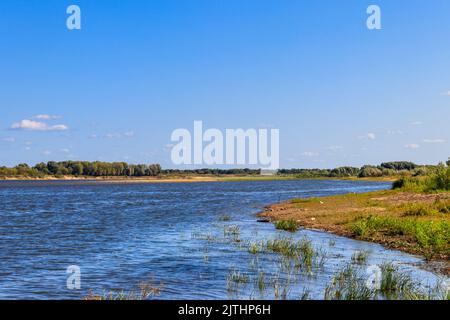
[0,174,398,183]
[259,190,450,275]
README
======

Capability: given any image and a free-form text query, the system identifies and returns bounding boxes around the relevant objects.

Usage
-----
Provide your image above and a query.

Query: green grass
[291,197,321,204]
[275,219,299,232]
[218,215,232,221]
[248,242,262,254]
[379,263,418,299]
[351,250,370,265]
[399,200,450,217]
[393,165,450,192]
[84,280,163,300]
[324,262,447,300]
[256,271,266,293]
[227,268,250,293]
[324,264,375,300]
[401,203,439,216]
[264,237,327,273]
[223,225,241,242]
[350,215,450,256]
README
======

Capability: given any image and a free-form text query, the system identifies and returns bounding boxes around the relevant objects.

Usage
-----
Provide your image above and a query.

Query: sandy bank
[259,190,450,275]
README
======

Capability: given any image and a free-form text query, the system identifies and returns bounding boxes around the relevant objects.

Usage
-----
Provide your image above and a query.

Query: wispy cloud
[410,121,422,126]
[105,133,121,139]
[387,129,404,135]
[1,137,15,142]
[404,143,420,149]
[358,132,377,140]
[302,151,319,157]
[422,139,446,143]
[325,145,343,151]
[10,119,68,131]
[105,131,135,139]
[34,114,61,120]
[42,150,52,155]
[358,133,376,140]
[367,133,376,140]
[164,143,174,152]
[441,91,450,96]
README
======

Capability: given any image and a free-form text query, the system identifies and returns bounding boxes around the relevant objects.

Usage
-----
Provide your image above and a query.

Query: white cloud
[441,91,450,96]
[387,130,404,135]
[302,151,319,157]
[105,131,135,139]
[326,145,343,151]
[1,137,15,142]
[34,114,61,120]
[164,143,174,152]
[10,119,68,131]
[410,121,422,126]
[105,133,121,139]
[42,150,52,155]
[358,133,376,140]
[60,148,70,153]
[367,133,376,140]
[88,134,98,139]
[422,139,446,143]
[404,144,420,149]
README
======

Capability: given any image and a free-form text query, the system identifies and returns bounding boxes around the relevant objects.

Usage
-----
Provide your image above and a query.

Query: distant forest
[0,160,448,179]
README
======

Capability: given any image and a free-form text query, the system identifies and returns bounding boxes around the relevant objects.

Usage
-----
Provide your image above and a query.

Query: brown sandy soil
[259,190,450,275]
[0,175,397,183]
[1,174,310,183]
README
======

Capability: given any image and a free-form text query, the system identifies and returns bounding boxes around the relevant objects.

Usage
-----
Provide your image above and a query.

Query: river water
[0,179,446,299]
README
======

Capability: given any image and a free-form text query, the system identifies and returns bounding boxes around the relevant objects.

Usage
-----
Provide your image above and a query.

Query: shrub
[402,203,438,216]
[393,165,450,192]
[359,166,383,178]
[275,220,299,232]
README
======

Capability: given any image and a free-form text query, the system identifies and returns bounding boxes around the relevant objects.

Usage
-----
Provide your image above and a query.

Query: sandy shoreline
[258,190,450,275]
[0,175,397,184]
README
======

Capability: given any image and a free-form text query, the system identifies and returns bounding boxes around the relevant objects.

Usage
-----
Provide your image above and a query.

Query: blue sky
[1,0,449,168]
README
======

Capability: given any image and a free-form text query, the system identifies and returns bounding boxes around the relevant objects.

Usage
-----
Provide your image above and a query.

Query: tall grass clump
[223,225,241,242]
[275,219,299,232]
[379,263,419,299]
[324,262,447,300]
[84,279,164,300]
[393,165,450,192]
[351,250,370,265]
[324,264,375,300]
[218,215,231,222]
[264,237,327,274]
[401,203,438,216]
[350,215,450,255]
[226,268,249,293]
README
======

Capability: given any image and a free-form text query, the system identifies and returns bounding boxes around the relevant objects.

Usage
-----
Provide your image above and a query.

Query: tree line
[0,161,162,177]
[0,160,447,178]
[278,161,432,178]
